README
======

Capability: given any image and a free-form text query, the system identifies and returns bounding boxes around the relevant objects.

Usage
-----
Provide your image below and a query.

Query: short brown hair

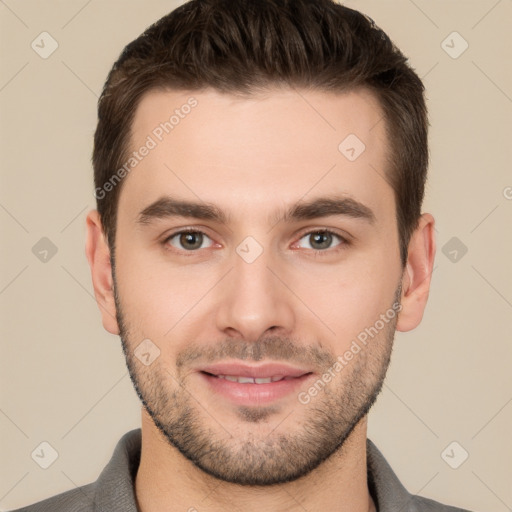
[93,0,428,267]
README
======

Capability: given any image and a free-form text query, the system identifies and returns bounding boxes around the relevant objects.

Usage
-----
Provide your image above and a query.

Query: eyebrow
[136,194,376,226]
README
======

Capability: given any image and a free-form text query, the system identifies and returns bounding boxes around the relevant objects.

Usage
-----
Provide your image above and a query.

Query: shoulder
[366,438,475,512]
[8,429,141,512]
[408,494,475,512]
[8,482,95,512]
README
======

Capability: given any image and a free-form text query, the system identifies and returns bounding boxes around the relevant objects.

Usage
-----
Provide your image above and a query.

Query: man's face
[112,87,404,485]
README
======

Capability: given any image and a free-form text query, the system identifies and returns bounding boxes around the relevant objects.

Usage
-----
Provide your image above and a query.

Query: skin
[86,87,435,512]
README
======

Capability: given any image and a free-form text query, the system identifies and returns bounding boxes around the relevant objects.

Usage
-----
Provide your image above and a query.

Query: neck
[134,409,376,512]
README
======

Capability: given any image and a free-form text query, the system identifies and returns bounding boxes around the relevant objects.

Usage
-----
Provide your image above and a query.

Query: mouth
[203,373,304,384]
[197,362,314,406]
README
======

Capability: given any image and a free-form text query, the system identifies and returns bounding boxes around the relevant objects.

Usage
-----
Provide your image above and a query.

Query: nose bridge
[214,238,295,339]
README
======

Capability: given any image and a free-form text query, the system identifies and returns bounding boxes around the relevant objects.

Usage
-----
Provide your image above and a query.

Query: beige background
[1,0,511,510]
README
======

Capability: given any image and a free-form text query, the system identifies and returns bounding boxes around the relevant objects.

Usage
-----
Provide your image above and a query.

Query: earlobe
[85,210,120,335]
[396,213,436,332]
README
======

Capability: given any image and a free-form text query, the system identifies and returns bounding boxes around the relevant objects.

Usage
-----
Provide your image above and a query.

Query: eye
[162,228,349,256]
[164,230,214,251]
[295,229,348,252]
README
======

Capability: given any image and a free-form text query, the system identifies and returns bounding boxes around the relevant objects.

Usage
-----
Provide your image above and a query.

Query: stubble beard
[114,272,399,486]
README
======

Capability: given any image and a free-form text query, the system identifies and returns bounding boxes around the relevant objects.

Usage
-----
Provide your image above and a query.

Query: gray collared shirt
[11,428,474,511]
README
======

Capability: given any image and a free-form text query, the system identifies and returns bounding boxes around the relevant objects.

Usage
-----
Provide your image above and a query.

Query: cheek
[290,250,400,344]
[113,245,196,337]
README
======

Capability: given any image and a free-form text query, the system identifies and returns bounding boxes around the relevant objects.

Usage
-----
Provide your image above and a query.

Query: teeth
[217,375,287,384]
[237,376,255,384]
[255,377,272,384]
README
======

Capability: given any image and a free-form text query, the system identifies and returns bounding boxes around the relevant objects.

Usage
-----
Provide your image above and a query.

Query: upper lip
[199,362,312,379]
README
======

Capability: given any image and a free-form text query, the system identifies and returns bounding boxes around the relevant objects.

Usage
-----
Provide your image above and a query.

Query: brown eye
[165,230,212,251]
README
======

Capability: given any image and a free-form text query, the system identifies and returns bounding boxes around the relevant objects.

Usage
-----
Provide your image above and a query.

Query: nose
[214,245,296,342]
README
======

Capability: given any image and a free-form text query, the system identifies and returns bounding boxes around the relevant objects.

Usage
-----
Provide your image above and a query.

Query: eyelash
[161,228,351,257]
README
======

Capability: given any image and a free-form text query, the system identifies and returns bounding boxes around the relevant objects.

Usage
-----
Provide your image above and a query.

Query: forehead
[119,86,393,225]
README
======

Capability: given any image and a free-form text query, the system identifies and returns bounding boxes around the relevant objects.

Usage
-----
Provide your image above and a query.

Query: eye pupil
[180,232,203,250]
[310,231,332,250]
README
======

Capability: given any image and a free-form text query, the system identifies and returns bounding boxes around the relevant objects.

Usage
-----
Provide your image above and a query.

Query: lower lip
[199,372,314,406]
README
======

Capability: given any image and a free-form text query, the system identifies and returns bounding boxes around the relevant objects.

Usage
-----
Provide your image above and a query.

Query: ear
[396,213,436,332]
[85,210,119,335]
